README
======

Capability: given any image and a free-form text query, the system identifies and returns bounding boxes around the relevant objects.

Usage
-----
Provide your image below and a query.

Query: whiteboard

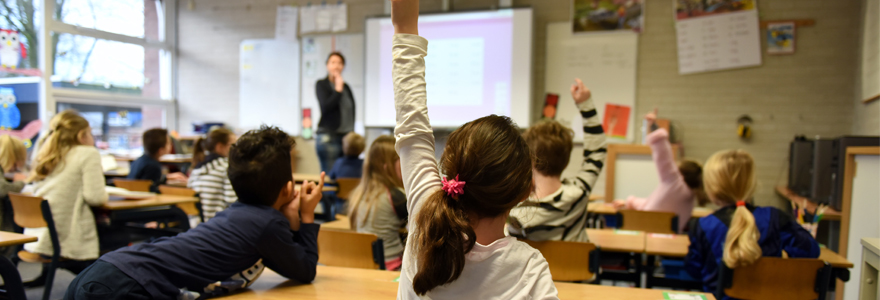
[844,154,880,300]
[300,34,365,135]
[862,0,880,101]
[545,22,637,143]
[239,39,301,135]
[614,154,660,199]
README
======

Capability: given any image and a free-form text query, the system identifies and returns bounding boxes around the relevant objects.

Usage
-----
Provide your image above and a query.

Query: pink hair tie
[442,175,466,198]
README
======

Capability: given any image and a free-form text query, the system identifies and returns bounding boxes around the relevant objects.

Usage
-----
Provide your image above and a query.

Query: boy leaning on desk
[65,125,325,300]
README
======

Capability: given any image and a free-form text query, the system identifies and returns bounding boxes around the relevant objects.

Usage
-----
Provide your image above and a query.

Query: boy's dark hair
[142,128,169,158]
[522,120,574,177]
[327,51,346,65]
[227,125,296,206]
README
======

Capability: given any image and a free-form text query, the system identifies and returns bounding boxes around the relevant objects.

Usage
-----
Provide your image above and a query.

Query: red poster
[602,104,631,139]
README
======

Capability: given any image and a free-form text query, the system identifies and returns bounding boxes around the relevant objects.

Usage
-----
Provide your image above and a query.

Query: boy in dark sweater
[66,125,325,300]
[128,128,188,193]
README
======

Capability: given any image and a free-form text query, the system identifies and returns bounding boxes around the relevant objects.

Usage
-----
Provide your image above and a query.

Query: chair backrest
[318,228,384,269]
[618,209,678,234]
[719,257,831,300]
[113,179,152,192]
[159,185,201,218]
[334,178,360,200]
[523,239,599,281]
[8,193,47,228]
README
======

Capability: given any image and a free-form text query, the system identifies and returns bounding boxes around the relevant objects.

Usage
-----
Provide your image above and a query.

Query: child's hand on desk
[570,78,592,104]
[166,172,188,182]
[391,0,419,35]
[612,200,629,210]
[12,173,27,182]
[299,172,325,224]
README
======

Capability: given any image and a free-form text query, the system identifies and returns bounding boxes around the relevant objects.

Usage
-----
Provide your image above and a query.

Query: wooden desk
[585,229,645,253]
[775,186,841,221]
[104,169,130,177]
[556,281,715,299]
[293,173,335,185]
[0,231,37,247]
[115,155,193,164]
[219,266,715,300]
[321,216,351,231]
[645,233,690,257]
[587,202,715,219]
[102,195,199,211]
[295,184,337,193]
[820,247,854,269]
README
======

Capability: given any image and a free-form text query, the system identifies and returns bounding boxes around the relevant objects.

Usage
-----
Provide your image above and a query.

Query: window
[56,0,163,41]
[58,102,166,153]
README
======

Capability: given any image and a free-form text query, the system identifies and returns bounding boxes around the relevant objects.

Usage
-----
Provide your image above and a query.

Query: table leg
[646,255,656,288]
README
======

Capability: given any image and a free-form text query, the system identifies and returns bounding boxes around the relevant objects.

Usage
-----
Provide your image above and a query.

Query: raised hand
[391,0,419,35]
[334,72,345,92]
[570,78,592,104]
[645,107,658,124]
[299,172,326,224]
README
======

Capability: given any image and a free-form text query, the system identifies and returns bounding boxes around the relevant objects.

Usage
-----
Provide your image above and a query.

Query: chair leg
[41,262,57,300]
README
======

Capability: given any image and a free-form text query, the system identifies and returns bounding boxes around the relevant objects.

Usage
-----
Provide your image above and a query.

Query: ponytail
[694,188,710,207]
[723,203,761,268]
[412,189,475,295]
[29,110,90,182]
[192,137,207,165]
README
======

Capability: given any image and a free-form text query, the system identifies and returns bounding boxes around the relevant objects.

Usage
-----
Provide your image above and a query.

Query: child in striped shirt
[188,128,237,221]
[508,79,607,242]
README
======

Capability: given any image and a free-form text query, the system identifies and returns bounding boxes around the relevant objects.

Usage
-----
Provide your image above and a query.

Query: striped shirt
[508,99,607,242]
[188,156,237,221]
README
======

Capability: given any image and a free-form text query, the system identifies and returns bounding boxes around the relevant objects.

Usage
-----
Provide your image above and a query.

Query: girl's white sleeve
[80,148,109,206]
[392,34,442,221]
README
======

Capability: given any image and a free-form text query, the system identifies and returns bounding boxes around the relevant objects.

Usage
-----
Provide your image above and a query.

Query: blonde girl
[391,1,557,298]
[24,110,109,264]
[0,135,27,194]
[684,150,819,298]
[347,135,407,270]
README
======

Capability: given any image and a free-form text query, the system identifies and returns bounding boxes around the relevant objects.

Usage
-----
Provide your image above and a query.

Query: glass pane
[56,0,163,41]
[53,33,168,98]
[57,102,165,154]
[0,0,40,77]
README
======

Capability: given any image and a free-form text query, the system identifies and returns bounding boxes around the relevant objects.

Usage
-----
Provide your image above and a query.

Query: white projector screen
[365,8,533,128]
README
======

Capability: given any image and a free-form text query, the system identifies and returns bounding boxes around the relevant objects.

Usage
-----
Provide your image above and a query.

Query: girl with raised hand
[390,0,557,298]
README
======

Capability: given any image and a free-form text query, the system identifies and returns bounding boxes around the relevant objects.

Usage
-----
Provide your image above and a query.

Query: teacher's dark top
[315,78,355,133]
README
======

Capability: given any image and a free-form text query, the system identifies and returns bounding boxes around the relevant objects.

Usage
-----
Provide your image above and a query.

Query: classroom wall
[178,0,864,207]
[854,0,880,136]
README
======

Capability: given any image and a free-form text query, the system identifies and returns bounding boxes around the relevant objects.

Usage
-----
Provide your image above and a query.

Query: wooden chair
[334,178,360,200]
[159,185,204,223]
[113,179,152,192]
[9,193,93,300]
[617,209,679,234]
[318,228,385,270]
[718,257,832,300]
[523,239,599,282]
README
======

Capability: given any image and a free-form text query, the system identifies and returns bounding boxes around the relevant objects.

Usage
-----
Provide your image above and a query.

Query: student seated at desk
[0,135,27,198]
[507,78,607,242]
[685,150,819,299]
[128,128,188,193]
[65,126,325,300]
[328,131,365,180]
[614,109,709,233]
[24,110,108,270]
[390,2,556,297]
[188,127,237,221]
[348,135,407,270]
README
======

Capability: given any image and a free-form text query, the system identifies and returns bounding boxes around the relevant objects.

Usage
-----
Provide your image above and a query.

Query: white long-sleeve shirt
[392,34,558,300]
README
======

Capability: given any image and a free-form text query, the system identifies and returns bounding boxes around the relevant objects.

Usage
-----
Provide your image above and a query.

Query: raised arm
[391,0,441,217]
[644,109,679,184]
[567,79,607,193]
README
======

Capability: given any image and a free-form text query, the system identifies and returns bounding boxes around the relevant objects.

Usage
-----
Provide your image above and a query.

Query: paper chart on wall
[275,6,298,42]
[300,4,348,34]
[673,0,762,74]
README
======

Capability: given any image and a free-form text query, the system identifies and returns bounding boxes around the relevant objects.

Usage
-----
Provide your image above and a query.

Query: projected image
[365,9,532,128]
[572,0,643,33]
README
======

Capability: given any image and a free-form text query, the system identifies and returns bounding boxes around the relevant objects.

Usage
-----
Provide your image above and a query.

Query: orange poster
[602,104,630,139]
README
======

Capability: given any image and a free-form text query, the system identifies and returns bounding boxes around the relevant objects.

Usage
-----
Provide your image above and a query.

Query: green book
[663,292,708,300]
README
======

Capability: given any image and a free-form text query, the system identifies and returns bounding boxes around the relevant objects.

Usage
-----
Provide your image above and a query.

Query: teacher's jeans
[315,132,344,173]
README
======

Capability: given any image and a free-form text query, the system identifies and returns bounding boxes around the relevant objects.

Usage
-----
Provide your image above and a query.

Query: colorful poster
[674,0,756,20]
[602,103,631,139]
[767,22,795,54]
[572,0,643,33]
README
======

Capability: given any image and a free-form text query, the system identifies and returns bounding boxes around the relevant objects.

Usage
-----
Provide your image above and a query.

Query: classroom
[0,0,877,299]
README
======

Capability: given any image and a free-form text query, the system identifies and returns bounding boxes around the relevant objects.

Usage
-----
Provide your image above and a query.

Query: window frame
[37,0,178,130]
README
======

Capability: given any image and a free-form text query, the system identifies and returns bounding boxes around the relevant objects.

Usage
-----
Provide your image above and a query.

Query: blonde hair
[348,135,403,229]
[29,110,91,181]
[0,135,27,173]
[703,149,761,268]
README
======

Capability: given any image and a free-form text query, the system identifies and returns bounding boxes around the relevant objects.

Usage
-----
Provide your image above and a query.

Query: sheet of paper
[331,3,348,32]
[674,1,762,74]
[300,6,316,34]
[275,6,299,42]
[602,103,631,139]
[663,292,708,300]
[315,5,333,32]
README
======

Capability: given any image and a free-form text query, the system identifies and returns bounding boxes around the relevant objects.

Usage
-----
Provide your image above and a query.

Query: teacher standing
[315,52,356,172]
